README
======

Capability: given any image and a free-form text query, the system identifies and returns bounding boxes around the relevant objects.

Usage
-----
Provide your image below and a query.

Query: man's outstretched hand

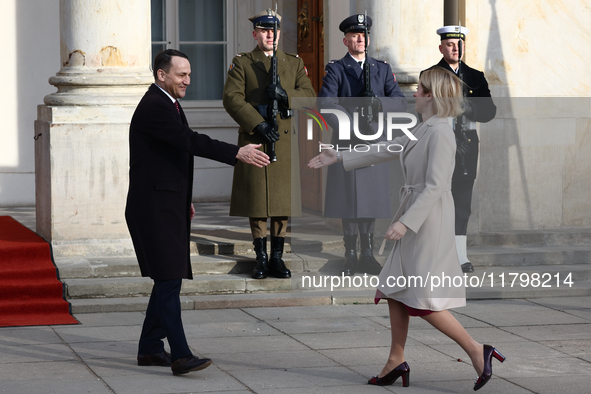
[236,144,270,167]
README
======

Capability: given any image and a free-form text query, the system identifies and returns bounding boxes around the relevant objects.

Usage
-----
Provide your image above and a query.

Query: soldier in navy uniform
[318,14,407,276]
[421,26,496,273]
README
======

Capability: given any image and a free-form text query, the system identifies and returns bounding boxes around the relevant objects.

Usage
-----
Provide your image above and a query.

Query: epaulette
[285,52,300,58]
[375,59,388,64]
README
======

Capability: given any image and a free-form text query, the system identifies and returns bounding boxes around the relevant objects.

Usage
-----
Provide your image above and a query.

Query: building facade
[2,0,590,255]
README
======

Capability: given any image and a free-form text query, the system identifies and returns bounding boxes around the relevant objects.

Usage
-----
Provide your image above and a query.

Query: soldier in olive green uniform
[223,9,315,279]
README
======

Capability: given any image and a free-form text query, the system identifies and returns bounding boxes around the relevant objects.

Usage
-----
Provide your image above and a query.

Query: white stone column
[354,0,443,87]
[35,0,153,257]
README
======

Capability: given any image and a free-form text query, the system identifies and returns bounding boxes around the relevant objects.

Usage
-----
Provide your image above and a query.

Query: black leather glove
[253,121,280,143]
[265,77,289,109]
[462,100,474,119]
[456,132,470,155]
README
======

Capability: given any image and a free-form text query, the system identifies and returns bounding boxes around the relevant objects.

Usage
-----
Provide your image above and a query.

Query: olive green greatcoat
[223,46,316,218]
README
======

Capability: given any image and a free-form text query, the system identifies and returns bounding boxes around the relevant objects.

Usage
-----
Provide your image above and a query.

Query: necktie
[174,100,180,114]
[358,61,363,69]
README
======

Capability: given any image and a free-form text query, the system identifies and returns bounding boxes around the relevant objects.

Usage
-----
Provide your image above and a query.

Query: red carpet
[0,216,78,327]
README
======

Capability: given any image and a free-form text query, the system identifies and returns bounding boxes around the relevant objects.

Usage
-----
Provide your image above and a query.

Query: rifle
[357,12,381,141]
[456,22,469,176]
[263,3,292,162]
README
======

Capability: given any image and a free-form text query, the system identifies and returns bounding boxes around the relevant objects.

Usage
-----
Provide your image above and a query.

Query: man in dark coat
[125,49,269,375]
[223,10,315,280]
[421,26,496,273]
[318,14,407,276]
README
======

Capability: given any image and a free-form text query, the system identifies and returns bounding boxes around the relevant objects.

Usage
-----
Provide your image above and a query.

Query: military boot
[251,237,269,279]
[269,236,291,278]
[359,233,383,275]
[342,234,358,276]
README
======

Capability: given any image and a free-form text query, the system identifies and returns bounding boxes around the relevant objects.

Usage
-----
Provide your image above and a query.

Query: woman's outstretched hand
[385,220,408,241]
[308,147,338,169]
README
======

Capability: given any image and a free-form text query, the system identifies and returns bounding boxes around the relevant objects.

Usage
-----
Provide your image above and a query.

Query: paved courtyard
[1,297,590,393]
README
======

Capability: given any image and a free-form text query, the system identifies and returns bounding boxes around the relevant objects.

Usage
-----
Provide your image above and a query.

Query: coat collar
[403,116,447,156]
[341,53,378,79]
[148,84,186,124]
[251,45,287,75]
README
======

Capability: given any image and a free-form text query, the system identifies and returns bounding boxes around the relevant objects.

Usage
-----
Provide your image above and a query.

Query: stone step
[189,227,591,256]
[62,263,591,300]
[469,228,591,247]
[63,274,294,299]
[67,272,591,314]
[55,244,591,280]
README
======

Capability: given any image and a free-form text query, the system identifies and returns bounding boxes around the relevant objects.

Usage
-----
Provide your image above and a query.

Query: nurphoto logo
[304,108,418,153]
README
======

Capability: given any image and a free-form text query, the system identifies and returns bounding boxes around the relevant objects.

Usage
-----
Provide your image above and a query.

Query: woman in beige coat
[309,67,505,391]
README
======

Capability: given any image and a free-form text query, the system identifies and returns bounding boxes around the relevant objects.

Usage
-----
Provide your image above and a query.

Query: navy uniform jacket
[423,59,496,180]
[125,84,239,280]
[319,53,407,219]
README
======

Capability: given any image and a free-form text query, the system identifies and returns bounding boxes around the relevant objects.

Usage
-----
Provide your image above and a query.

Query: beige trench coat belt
[377,183,451,255]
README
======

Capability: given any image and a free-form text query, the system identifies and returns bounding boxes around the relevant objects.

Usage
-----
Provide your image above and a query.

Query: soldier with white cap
[421,25,497,273]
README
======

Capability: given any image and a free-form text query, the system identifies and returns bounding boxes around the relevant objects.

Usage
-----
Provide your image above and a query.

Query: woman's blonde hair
[419,67,464,118]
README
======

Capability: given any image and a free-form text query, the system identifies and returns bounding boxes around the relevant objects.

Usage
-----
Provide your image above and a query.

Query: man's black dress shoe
[462,262,474,273]
[137,351,171,366]
[171,355,213,375]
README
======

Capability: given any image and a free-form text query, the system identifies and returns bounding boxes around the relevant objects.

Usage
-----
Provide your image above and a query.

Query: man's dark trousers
[138,279,191,362]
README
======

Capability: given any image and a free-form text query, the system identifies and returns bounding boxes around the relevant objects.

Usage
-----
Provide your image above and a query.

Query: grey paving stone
[526,296,591,310]
[502,323,591,341]
[456,298,550,315]
[73,311,146,326]
[367,311,492,330]
[336,303,390,317]
[0,326,63,345]
[228,366,360,391]
[495,355,591,379]
[540,338,591,362]
[183,321,282,338]
[506,375,590,394]
[291,330,421,350]
[84,356,175,377]
[562,308,591,321]
[180,308,260,324]
[457,309,590,326]
[0,378,112,394]
[265,316,385,335]
[407,327,524,345]
[0,342,76,363]
[210,349,339,371]
[242,305,359,322]
[0,360,100,382]
[67,340,138,360]
[189,334,310,355]
[256,385,393,394]
[53,324,141,343]
[319,344,453,367]
[385,378,531,394]
[349,360,475,384]
[101,368,246,394]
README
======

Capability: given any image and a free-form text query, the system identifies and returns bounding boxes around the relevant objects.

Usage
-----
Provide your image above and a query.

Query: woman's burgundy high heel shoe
[368,361,410,387]
[473,344,505,391]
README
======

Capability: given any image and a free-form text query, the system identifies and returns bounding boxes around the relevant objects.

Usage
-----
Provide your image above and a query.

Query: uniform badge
[358,14,364,23]
[228,63,235,73]
[392,73,397,82]
[304,66,308,76]
[324,69,328,77]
